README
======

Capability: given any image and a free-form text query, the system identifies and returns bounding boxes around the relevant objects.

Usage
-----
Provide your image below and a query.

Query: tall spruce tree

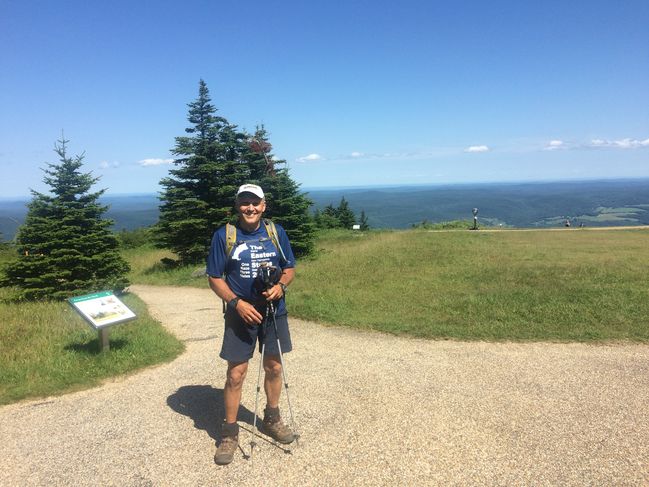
[1,137,129,300]
[157,81,315,262]
[156,79,248,263]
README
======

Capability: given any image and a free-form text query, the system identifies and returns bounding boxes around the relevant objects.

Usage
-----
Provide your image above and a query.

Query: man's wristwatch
[278,282,287,293]
[228,297,240,310]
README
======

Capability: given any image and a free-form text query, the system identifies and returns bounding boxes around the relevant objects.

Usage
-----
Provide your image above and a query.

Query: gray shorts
[219,308,292,363]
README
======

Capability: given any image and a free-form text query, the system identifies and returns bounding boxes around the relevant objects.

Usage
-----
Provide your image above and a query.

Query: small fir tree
[336,196,356,229]
[1,137,130,300]
[359,210,370,231]
[318,204,341,229]
[312,208,322,228]
[313,198,358,230]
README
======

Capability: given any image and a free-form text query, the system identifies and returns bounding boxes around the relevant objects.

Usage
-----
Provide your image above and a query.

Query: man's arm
[208,276,264,325]
[208,275,238,302]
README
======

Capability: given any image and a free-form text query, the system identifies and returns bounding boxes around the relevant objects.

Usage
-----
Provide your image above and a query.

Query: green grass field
[122,245,208,288]
[287,228,649,341]
[0,284,184,405]
[124,227,649,342]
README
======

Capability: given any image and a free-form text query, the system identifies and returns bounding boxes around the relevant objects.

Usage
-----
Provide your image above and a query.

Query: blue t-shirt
[206,221,295,315]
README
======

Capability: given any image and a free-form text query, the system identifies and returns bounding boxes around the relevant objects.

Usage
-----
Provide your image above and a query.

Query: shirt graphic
[232,242,248,261]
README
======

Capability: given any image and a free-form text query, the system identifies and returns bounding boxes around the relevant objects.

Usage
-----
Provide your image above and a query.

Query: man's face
[236,193,266,228]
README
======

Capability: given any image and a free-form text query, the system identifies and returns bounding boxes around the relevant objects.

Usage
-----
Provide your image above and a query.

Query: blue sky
[1,0,648,198]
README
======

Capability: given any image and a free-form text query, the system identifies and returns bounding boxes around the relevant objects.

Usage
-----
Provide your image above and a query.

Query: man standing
[207,184,296,465]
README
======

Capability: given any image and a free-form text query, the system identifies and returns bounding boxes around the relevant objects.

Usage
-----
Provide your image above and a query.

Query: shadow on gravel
[167,385,256,441]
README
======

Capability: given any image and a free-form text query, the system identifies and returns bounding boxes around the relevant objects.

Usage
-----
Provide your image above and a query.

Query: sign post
[68,291,137,352]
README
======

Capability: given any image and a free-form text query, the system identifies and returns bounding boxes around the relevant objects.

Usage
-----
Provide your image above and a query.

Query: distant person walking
[207,184,297,465]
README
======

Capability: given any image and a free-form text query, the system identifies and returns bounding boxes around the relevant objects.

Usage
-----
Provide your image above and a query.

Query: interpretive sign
[69,291,136,329]
[68,291,137,352]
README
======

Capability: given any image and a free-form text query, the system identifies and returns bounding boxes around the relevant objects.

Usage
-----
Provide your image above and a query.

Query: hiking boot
[262,407,295,444]
[214,434,238,465]
[263,418,295,444]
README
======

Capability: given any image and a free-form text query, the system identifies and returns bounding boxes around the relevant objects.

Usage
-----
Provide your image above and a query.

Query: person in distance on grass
[207,183,296,465]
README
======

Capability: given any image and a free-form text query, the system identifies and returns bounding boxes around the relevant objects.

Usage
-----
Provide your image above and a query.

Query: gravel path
[1,285,648,486]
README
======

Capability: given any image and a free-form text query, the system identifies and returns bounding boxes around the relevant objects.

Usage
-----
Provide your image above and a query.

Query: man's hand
[235,299,264,325]
[262,283,284,302]
[209,276,264,325]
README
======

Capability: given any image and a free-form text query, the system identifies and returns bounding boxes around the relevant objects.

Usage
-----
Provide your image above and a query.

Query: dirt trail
[1,285,648,486]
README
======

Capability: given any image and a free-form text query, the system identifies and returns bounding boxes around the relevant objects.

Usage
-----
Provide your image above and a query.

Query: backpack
[225,219,288,264]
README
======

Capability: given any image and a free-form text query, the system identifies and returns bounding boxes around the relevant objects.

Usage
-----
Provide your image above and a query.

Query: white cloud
[350,151,364,158]
[464,145,489,153]
[138,158,174,167]
[545,140,565,150]
[296,153,323,163]
[589,138,649,149]
[99,161,120,169]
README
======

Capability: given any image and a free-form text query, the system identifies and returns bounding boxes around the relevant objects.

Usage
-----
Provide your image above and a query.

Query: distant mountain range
[1,179,648,241]
[307,179,649,229]
[0,194,160,242]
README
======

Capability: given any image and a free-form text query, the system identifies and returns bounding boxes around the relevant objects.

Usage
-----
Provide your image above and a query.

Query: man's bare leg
[263,354,282,408]
[224,361,248,423]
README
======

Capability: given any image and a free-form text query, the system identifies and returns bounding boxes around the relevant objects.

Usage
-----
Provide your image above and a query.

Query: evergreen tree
[156,79,248,264]
[247,125,276,181]
[359,210,370,231]
[318,204,340,229]
[313,198,357,230]
[1,137,129,300]
[312,208,322,228]
[249,128,316,257]
[336,197,356,229]
[262,170,315,257]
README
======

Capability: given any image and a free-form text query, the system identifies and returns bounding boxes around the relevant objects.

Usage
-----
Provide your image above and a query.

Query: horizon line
[1,176,648,200]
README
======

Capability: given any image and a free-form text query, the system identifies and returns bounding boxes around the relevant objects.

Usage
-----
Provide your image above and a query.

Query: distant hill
[102,194,160,231]
[1,179,648,240]
[0,194,160,242]
[306,179,649,229]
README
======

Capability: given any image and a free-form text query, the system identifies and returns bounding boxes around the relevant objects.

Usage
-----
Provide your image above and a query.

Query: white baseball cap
[236,184,264,199]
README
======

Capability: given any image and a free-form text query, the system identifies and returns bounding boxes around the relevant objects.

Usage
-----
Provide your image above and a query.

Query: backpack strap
[222,223,241,313]
[263,219,288,264]
[225,222,237,258]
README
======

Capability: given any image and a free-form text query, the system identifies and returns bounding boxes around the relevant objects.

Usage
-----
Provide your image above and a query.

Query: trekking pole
[250,329,266,463]
[268,301,300,444]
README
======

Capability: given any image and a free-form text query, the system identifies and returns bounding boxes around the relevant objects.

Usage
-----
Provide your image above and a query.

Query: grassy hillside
[125,227,649,342]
